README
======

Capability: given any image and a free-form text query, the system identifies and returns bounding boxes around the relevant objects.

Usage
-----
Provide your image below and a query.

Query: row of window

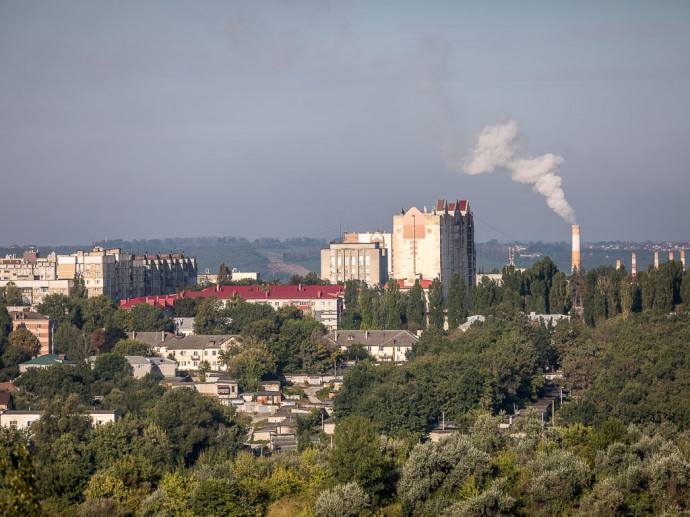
[330,256,372,266]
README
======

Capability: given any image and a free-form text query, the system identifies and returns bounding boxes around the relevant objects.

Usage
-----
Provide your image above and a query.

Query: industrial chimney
[615,259,621,270]
[632,252,637,279]
[571,224,581,272]
[654,251,659,269]
[682,250,686,271]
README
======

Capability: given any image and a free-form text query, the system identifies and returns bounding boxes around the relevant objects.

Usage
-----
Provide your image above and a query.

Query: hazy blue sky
[2,1,689,245]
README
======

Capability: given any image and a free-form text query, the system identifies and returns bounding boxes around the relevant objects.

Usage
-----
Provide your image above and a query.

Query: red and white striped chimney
[571,224,581,272]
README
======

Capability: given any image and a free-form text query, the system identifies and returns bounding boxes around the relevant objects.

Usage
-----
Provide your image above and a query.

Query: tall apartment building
[320,241,388,286]
[392,199,475,295]
[0,247,197,305]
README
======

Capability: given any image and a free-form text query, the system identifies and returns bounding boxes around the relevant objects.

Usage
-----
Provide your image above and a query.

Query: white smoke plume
[450,119,576,224]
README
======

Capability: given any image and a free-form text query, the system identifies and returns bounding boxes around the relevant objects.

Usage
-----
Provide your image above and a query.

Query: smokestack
[615,259,621,270]
[632,252,637,279]
[669,251,674,262]
[682,250,686,271]
[571,224,581,272]
[654,251,659,269]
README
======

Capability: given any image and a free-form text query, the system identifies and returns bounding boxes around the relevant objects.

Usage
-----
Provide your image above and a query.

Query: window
[180,351,185,356]
[204,350,208,356]
[193,361,198,367]
[212,350,216,356]
[9,420,17,429]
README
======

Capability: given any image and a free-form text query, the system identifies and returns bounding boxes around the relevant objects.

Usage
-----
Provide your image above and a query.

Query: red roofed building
[392,199,475,297]
[121,284,345,330]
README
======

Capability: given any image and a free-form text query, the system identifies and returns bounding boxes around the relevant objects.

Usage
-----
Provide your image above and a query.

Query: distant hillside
[2,237,684,283]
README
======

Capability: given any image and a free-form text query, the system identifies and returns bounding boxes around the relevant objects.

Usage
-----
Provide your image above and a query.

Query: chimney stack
[682,250,686,271]
[654,251,659,269]
[632,252,637,279]
[571,224,581,272]
[615,259,621,270]
[669,251,675,262]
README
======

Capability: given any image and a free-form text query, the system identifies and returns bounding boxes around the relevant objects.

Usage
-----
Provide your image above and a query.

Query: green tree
[69,273,87,300]
[328,416,391,500]
[383,278,404,329]
[152,388,247,466]
[313,482,370,517]
[8,328,40,357]
[94,353,133,381]
[129,303,174,332]
[0,282,25,306]
[174,296,197,318]
[36,293,82,327]
[446,273,468,328]
[217,263,233,285]
[113,338,151,356]
[0,428,41,516]
[427,278,444,329]
[194,297,231,335]
[405,280,426,332]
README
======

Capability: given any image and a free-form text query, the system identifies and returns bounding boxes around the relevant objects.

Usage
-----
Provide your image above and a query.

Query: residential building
[0,410,121,431]
[194,375,239,405]
[320,241,388,286]
[8,307,56,355]
[160,335,241,371]
[0,247,196,305]
[19,354,77,372]
[343,231,393,272]
[392,199,475,296]
[320,329,419,362]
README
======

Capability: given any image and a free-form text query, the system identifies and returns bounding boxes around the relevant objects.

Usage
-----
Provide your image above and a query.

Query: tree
[217,263,233,286]
[69,273,87,300]
[8,328,40,357]
[446,273,468,328]
[152,388,247,466]
[0,282,25,306]
[328,416,391,499]
[405,280,426,331]
[36,294,82,328]
[221,339,277,392]
[94,353,133,381]
[113,339,151,357]
[0,428,41,516]
[81,296,117,335]
[383,278,404,329]
[194,297,231,335]
[174,297,197,318]
[129,304,174,332]
[313,482,370,517]
[427,278,444,329]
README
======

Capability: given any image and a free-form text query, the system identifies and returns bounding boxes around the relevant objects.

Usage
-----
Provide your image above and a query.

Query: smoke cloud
[448,119,576,224]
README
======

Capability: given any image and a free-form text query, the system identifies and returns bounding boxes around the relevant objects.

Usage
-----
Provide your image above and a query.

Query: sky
[1,0,689,245]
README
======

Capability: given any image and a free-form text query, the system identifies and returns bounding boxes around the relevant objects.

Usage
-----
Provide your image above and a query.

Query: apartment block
[320,241,388,286]
[392,199,475,295]
[0,247,197,305]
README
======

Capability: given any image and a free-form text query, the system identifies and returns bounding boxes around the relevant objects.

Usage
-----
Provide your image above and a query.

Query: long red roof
[120,284,344,309]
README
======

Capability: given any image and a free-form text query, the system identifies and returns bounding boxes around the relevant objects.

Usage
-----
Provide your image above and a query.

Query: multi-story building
[392,199,475,295]
[0,247,196,305]
[343,231,392,272]
[320,241,388,286]
[8,307,56,355]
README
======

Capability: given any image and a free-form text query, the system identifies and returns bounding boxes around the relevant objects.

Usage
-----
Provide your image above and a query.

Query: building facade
[0,247,197,305]
[320,242,388,286]
[9,307,56,355]
[392,199,475,295]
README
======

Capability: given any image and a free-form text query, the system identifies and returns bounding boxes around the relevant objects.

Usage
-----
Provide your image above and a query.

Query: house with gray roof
[320,329,418,362]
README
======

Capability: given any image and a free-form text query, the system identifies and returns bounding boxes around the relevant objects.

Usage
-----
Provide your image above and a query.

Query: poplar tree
[446,273,468,328]
[427,278,444,329]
